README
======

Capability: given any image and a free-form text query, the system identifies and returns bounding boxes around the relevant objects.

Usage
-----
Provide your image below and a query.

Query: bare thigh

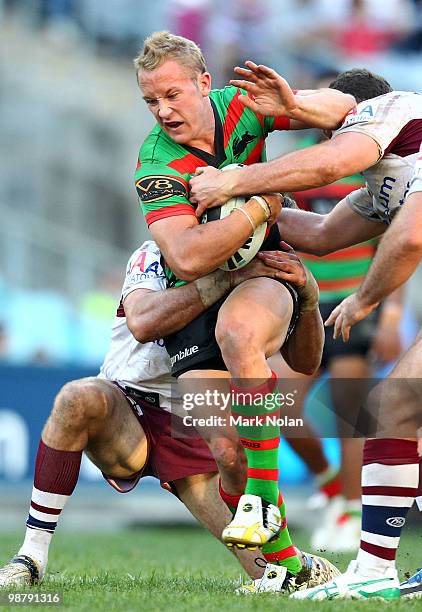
[43,377,148,479]
[84,381,149,479]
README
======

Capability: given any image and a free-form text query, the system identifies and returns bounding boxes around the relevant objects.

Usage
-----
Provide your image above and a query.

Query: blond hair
[134,31,207,79]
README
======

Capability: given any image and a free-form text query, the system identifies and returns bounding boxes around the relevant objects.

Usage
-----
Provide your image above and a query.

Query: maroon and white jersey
[98,241,177,413]
[333,91,422,224]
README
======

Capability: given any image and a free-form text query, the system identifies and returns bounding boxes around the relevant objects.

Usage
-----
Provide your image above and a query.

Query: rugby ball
[201,165,267,271]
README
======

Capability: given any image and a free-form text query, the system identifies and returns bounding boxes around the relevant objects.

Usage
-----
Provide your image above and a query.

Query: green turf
[0,526,421,611]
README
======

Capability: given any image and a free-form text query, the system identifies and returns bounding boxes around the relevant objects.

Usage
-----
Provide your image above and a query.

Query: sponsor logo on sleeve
[125,248,163,285]
[341,104,374,128]
[135,175,188,203]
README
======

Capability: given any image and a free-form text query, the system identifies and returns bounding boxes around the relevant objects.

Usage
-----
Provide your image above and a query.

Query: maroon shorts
[103,382,217,493]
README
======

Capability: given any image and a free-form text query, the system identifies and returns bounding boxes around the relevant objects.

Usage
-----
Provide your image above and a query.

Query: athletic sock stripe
[32,486,68,509]
[27,524,54,535]
[362,494,414,507]
[363,439,419,465]
[30,501,61,515]
[361,530,400,548]
[240,437,280,450]
[29,508,60,523]
[362,485,418,497]
[362,464,419,488]
[218,480,241,508]
[360,539,397,561]
[362,504,408,537]
[264,545,297,562]
[248,468,279,480]
[26,516,58,531]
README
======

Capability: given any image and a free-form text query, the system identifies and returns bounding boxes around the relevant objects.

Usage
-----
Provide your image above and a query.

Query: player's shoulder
[210,84,244,101]
[137,125,184,169]
[210,84,251,113]
[340,91,420,129]
[125,240,162,275]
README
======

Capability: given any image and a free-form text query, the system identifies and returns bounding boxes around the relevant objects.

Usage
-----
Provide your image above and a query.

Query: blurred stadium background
[1,0,422,535]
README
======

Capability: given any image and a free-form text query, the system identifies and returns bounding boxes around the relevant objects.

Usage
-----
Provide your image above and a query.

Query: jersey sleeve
[263,115,291,134]
[333,93,411,159]
[122,242,167,300]
[346,186,384,223]
[134,161,195,226]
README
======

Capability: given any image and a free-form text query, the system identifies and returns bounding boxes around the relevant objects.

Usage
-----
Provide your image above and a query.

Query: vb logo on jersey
[136,175,188,203]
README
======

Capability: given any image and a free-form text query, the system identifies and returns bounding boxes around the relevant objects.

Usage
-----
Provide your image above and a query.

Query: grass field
[0,527,421,611]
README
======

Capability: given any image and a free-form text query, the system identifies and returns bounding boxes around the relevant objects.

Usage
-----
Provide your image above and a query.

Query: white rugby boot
[236,550,341,594]
[0,556,41,587]
[400,568,422,598]
[290,560,400,601]
[237,563,292,594]
[222,494,281,550]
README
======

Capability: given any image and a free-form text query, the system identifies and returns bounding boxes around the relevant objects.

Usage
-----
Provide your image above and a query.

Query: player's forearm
[378,287,404,329]
[156,199,269,281]
[281,308,324,375]
[126,284,205,342]
[126,271,232,342]
[357,201,422,307]
[291,89,355,129]
[170,221,248,280]
[229,145,339,198]
[276,209,328,254]
[357,246,421,308]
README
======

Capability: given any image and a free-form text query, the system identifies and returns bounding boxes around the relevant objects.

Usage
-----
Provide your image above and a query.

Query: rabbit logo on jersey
[127,249,163,282]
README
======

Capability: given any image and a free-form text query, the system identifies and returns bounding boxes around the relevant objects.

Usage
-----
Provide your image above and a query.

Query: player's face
[138,60,212,146]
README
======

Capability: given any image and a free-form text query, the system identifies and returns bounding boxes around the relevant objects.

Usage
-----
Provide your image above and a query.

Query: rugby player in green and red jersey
[133,31,354,589]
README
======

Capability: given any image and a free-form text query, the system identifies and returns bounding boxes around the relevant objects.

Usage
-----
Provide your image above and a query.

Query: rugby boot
[236,550,341,594]
[290,559,400,601]
[400,568,422,598]
[0,555,41,587]
[222,494,281,549]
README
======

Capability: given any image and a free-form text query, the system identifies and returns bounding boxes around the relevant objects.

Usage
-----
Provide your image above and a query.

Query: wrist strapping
[297,267,320,313]
[237,206,256,231]
[250,195,271,219]
[194,269,232,308]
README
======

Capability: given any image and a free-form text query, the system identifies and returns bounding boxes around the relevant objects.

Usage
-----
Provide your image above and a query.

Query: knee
[215,314,261,361]
[52,378,111,431]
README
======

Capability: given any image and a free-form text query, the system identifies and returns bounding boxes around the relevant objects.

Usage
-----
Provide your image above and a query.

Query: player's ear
[198,71,211,97]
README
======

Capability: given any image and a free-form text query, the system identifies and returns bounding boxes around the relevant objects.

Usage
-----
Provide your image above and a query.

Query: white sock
[18,528,53,576]
[18,486,70,576]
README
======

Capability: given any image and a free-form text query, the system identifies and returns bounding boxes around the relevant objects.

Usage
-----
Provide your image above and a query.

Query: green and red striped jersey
[293,176,377,302]
[134,85,290,227]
